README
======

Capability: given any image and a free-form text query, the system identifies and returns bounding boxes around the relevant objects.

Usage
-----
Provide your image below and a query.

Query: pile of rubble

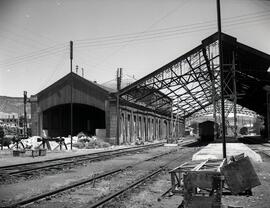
[73,132,111,149]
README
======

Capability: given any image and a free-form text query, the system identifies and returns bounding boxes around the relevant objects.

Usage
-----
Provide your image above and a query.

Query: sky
[0,0,270,97]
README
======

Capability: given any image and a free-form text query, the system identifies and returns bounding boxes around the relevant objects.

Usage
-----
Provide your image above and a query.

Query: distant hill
[0,96,31,118]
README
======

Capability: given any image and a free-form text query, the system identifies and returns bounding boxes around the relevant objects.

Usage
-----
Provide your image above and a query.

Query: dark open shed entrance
[43,103,105,137]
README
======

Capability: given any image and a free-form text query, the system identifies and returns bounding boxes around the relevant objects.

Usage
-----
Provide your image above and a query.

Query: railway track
[0,142,166,177]
[0,140,195,178]
[86,154,187,208]
[260,150,270,158]
[4,147,183,208]
[241,136,270,158]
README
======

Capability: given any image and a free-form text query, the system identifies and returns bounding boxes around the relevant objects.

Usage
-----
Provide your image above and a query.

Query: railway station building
[30,32,270,143]
[30,72,184,144]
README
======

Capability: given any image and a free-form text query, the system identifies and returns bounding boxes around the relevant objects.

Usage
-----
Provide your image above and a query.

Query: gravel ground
[221,144,270,208]
[111,144,270,208]
[103,153,194,208]
[5,140,269,208]
[0,145,190,207]
[24,146,200,208]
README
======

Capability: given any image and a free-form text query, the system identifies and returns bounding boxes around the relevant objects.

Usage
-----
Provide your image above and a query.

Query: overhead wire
[0,48,68,68]
[2,9,269,67]
[3,43,66,61]
[86,0,191,73]
[38,50,69,91]
[72,51,111,74]
[5,13,264,67]
[74,10,270,45]
[1,8,269,72]
[74,11,270,49]
[69,10,270,81]
[74,11,270,76]
[0,44,68,67]
[101,78,117,85]
[0,30,53,50]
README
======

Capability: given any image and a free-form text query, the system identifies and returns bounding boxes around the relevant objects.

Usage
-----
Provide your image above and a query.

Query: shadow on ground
[238,136,268,144]
[183,140,210,147]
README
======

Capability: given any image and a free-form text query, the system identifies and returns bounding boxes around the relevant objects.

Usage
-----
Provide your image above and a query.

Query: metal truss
[119,41,221,118]
[118,32,270,136]
[186,100,258,121]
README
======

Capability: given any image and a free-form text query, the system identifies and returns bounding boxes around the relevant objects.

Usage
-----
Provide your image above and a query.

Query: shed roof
[119,32,270,118]
[37,72,115,97]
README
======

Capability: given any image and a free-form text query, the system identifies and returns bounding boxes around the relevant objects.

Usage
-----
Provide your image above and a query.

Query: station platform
[192,143,262,162]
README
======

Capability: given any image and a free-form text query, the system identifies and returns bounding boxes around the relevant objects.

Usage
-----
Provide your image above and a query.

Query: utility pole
[232,51,237,139]
[70,41,73,150]
[23,91,27,137]
[217,0,226,158]
[116,68,122,145]
[70,41,73,73]
[81,68,84,78]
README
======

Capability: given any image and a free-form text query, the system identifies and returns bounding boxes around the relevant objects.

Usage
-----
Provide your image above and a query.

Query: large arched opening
[42,103,105,137]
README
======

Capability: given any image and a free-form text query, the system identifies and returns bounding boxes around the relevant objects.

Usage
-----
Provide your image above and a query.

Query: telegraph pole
[70,41,73,150]
[116,68,122,145]
[232,51,237,139]
[23,91,27,137]
[217,0,226,158]
[70,41,73,73]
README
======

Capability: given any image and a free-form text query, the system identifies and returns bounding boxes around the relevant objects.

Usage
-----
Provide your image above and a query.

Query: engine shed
[30,73,109,138]
[30,72,183,143]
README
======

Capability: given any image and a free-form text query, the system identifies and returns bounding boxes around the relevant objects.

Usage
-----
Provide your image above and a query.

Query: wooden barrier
[183,171,223,208]
[169,155,260,208]
[169,159,225,195]
[169,159,226,208]
[13,149,40,157]
[221,156,260,195]
[37,137,67,150]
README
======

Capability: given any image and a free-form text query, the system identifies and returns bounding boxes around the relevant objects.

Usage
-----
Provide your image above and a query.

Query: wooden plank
[217,158,226,172]
[169,162,188,173]
[192,159,208,171]
[221,156,261,194]
[233,153,245,161]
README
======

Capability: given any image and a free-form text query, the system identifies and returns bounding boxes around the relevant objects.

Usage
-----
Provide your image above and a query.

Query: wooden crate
[31,149,39,157]
[24,149,39,157]
[13,150,25,157]
[39,148,47,156]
